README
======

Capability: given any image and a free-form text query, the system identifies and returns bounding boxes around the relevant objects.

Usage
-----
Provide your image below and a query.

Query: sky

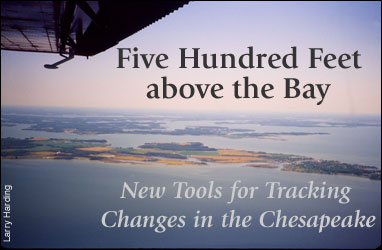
[1,1,381,114]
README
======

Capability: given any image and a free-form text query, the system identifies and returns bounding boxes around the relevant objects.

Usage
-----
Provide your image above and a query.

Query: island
[1,137,380,180]
[2,113,328,139]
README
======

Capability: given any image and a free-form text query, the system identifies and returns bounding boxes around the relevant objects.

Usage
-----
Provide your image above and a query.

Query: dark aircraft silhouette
[1,1,189,68]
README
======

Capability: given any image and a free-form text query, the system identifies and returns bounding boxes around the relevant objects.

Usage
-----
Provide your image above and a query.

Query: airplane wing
[1,1,188,67]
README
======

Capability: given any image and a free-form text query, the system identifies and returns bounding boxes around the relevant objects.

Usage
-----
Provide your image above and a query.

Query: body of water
[1,159,381,248]
[1,115,381,248]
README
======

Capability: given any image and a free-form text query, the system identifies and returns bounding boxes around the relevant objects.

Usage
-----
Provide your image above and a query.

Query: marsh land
[2,137,379,180]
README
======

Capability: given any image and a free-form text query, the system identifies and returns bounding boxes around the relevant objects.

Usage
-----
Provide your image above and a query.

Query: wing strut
[44,48,74,69]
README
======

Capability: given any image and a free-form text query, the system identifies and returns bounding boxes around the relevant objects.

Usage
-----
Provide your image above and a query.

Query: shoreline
[2,156,380,182]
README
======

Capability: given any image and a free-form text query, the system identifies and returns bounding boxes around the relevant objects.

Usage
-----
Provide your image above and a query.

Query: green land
[1,137,380,180]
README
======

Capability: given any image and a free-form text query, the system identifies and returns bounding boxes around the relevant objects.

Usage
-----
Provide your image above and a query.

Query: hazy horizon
[2,104,382,120]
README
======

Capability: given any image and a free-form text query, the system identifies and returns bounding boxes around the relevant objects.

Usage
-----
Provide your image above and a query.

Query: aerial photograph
[1,1,381,249]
